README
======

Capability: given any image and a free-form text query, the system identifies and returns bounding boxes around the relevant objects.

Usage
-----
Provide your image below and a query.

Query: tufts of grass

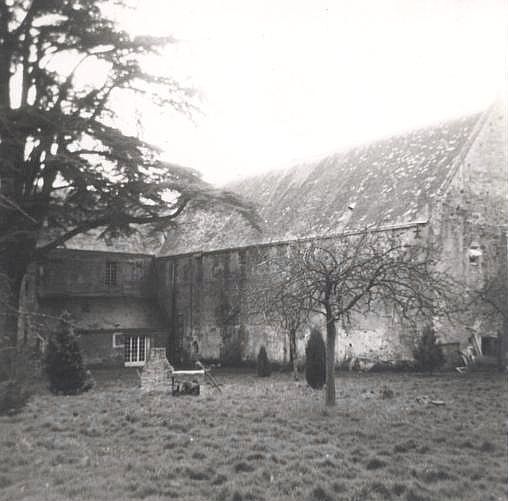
[394,439,417,453]
[308,485,335,501]
[234,461,256,473]
[365,457,388,470]
[0,369,504,501]
[479,440,496,452]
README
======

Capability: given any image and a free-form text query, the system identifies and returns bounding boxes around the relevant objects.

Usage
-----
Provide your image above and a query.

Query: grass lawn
[0,369,505,501]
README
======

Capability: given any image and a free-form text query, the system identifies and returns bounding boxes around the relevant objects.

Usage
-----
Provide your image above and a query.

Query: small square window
[468,248,482,266]
[112,333,124,348]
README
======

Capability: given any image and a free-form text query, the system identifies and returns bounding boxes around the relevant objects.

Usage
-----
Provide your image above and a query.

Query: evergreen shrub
[0,380,30,415]
[305,328,326,389]
[256,345,271,377]
[45,313,94,395]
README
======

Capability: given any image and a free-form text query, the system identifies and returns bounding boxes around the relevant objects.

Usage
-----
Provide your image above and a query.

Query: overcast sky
[115,0,507,186]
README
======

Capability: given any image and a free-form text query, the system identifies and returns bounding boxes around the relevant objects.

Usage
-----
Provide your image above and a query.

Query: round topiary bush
[305,328,326,389]
[45,312,94,395]
[256,345,271,377]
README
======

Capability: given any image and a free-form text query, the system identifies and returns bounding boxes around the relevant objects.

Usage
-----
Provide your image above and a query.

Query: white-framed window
[112,332,124,348]
[124,335,150,367]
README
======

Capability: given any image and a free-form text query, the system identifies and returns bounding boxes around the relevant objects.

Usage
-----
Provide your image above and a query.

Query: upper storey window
[468,242,482,266]
[105,261,118,287]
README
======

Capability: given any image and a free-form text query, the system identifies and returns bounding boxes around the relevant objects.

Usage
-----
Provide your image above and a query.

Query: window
[481,336,497,357]
[112,332,124,348]
[105,261,118,287]
[469,254,480,265]
[124,335,150,366]
[130,261,144,281]
[468,242,482,267]
[192,340,199,355]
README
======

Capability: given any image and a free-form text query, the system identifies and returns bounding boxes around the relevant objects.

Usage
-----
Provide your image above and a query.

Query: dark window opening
[481,336,497,357]
[469,254,479,265]
[192,340,199,354]
[468,242,482,267]
[105,261,118,287]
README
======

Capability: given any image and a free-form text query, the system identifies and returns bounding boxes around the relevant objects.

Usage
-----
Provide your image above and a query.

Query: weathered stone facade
[430,102,508,350]
[34,249,166,367]
[155,228,425,366]
[156,101,507,366]
[23,100,507,369]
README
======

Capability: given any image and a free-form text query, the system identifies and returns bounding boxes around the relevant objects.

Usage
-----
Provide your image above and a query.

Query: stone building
[35,249,166,367]
[28,100,508,368]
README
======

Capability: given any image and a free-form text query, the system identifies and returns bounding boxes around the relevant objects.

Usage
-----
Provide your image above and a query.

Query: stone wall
[156,100,507,366]
[34,250,166,368]
[37,248,155,298]
[155,228,424,366]
[38,296,167,367]
[431,100,508,351]
[140,347,173,393]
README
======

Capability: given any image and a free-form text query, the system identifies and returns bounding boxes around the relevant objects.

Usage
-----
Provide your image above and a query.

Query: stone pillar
[140,347,173,393]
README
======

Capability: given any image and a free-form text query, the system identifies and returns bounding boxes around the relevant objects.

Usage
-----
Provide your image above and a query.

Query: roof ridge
[432,104,493,205]
[226,110,486,189]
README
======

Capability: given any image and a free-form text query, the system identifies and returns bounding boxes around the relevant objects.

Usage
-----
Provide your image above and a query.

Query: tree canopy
[0,0,259,343]
[0,0,259,258]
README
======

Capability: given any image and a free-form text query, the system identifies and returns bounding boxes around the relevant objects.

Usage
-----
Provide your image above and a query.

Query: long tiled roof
[160,111,484,256]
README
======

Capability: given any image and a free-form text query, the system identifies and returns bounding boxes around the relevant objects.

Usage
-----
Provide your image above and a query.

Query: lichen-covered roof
[62,228,163,255]
[160,112,484,256]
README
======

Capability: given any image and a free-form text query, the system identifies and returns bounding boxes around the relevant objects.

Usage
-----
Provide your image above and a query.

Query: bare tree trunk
[500,308,508,371]
[325,303,337,406]
[0,261,24,380]
[0,240,33,341]
[289,328,298,381]
[499,236,508,371]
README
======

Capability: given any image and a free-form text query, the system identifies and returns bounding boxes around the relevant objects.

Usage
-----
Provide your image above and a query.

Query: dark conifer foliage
[0,0,259,346]
[256,345,271,377]
[305,328,326,389]
[45,313,94,395]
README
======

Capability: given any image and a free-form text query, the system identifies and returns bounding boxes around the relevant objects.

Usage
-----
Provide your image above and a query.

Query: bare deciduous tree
[246,246,311,380]
[264,228,459,406]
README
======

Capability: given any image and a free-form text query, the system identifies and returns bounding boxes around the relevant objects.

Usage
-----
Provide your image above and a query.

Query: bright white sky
[114,0,507,186]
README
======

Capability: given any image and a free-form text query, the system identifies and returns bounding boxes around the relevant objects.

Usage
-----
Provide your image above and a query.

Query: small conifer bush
[305,328,326,389]
[0,380,30,415]
[256,345,271,377]
[413,325,445,373]
[45,312,94,395]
